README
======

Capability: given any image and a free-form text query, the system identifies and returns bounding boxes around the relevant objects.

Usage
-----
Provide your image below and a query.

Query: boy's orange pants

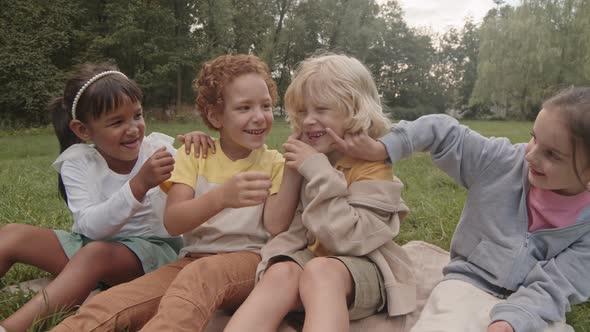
[50,251,261,332]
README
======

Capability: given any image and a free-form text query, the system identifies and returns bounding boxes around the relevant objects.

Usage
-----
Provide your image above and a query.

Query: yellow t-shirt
[163,139,284,256]
[308,155,394,256]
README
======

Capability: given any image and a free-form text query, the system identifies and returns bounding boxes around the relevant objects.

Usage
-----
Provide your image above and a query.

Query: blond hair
[284,53,391,138]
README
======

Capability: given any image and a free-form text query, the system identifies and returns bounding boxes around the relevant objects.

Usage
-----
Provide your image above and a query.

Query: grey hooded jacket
[379,114,590,332]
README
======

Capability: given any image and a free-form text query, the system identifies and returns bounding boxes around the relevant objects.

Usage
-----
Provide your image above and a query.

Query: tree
[0,0,82,125]
[437,19,480,116]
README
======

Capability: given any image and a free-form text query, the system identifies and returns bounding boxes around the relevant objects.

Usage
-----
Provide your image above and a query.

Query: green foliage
[0,0,81,126]
[2,0,590,124]
[437,19,481,115]
[1,0,458,126]
[471,0,590,119]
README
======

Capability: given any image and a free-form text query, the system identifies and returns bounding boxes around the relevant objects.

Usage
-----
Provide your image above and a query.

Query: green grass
[1,118,589,331]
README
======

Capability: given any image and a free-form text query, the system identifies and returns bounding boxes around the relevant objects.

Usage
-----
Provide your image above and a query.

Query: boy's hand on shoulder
[326,128,387,161]
[487,321,514,332]
[131,147,175,200]
[177,131,215,158]
[283,136,319,170]
[220,172,272,208]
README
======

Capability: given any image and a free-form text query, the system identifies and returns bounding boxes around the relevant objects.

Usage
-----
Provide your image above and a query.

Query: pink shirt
[527,186,590,232]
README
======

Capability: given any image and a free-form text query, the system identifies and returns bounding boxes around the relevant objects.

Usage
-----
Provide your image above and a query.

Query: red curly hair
[193,54,279,130]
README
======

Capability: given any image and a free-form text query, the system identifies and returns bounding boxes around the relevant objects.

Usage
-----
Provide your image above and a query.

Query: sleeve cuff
[123,180,146,209]
[297,153,333,180]
[491,303,545,332]
[377,128,408,164]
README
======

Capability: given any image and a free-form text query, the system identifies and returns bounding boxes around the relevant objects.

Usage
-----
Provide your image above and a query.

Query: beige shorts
[271,249,386,320]
[410,279,574,332]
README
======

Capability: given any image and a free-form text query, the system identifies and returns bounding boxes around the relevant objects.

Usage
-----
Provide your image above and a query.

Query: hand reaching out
[283,135,319,170]
[131,147,175,200]
[487,321,514,332]
[220,172,272,208]
[326,128,387,161]
[177,131,216,157]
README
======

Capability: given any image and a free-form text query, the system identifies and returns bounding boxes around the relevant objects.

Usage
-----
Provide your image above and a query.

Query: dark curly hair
[193,54,278,130]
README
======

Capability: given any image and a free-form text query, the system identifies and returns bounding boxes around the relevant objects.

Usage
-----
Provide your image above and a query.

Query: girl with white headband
[0,63,211,332]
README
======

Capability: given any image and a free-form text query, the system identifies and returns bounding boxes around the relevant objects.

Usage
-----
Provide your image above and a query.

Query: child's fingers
[151,153,174,167]
[240,172,271,182]
[152,149,173,160]
[350,131,370,145]
[207,137,216,154]
[150,146,169,159]
[288,131,302,140]
[285,160,299,169]
[176,134,185,143]
[198,135,210,158]
[246,180,272,190]
[326,128,348,152]
[158,164,175,175]
[283,152,295,161]
[283,142,295,153]
[242,189,270,202]
[283,138,307,153]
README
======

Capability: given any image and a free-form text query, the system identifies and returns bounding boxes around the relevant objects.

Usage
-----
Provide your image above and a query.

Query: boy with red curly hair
[52,54,301,332]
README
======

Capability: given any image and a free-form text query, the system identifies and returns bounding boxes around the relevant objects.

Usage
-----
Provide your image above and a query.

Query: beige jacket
[257,153,417,316]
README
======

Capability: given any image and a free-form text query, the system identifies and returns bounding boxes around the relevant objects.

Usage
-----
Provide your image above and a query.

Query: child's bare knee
[263,261,302,286]
[70,241,119,270]
[0,224,37,251]
[300,257,348,290]
[0,223,31,239]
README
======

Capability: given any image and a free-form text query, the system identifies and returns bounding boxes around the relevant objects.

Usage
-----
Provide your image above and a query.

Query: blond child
[224,53,416,332]
[50,54,300,332]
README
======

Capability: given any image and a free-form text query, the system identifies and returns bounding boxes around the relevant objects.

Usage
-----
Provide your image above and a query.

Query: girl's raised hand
[283,136,319,170]
[326,128,387,161]
[139,146,175,188]
[177,131,215,158]
[220,172,272,208]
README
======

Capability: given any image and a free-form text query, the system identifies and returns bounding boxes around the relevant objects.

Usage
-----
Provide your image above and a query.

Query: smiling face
[208,73,274,160]
[77,97,145,174]
[525,108,590,195]
[297,98,347,163]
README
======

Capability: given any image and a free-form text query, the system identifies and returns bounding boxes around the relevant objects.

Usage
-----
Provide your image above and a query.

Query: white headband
[71,70,128,120]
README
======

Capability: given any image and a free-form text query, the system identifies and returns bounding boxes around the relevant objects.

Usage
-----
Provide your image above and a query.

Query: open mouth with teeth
[306,131,326,141]
[244,129,266,135]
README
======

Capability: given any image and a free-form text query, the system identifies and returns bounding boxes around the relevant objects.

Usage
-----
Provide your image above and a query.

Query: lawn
[0,117,588,331]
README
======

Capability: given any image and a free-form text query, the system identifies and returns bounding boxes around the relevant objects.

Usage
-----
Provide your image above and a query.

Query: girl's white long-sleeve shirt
[52,133,176,240]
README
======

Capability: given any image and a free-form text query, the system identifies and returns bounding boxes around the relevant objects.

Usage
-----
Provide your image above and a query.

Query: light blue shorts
[54,230,183,274]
